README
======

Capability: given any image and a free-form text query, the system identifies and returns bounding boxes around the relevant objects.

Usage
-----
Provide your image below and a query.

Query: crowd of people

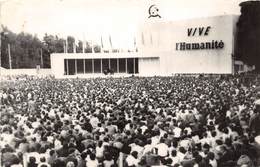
[0,75,260,167]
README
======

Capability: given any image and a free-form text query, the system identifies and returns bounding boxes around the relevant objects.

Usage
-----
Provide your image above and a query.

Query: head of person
[131,151,138,159]
[66,161,75,167]
[171,150,177,157]
[207,152,215,160]
[254,103,260,113]
[203,143,210,154]
[90,153,96,161]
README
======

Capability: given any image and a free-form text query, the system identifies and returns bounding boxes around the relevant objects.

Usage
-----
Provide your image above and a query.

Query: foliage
[236,2,260,72]
[0,26,100,69]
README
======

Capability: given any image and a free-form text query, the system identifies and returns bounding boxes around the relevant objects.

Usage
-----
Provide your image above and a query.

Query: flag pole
[82,33,85,53]
[91,40,95,53]
[8,44,12,69]
[100,36,104,53]
[109,35,113,53]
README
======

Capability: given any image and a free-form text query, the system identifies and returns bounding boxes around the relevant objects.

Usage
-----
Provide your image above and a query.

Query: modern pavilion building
[51,15,239,78]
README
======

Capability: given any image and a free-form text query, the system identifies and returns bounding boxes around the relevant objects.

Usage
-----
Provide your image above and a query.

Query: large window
[85,59,93,73]
[68,59,76,75]
[64,58,138,75]
[77,59,84,74]
[119,58,126,73]
[94,59,101,73]
[64,59,68,75]
[102,59,109,72]
[110,59,118,73]
[127,58,134,74]
[135,58,139,74]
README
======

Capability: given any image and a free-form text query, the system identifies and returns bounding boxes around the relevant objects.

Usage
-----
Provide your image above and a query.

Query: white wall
[138,15,239,74]
[139,57,160,76]
[51,54,65,78]
[51,15,239,78]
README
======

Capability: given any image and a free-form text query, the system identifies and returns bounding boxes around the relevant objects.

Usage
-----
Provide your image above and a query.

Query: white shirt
[54,139,62,150]
[37,163,51,167]
[177,151,185,161]
[11,164,23,167]
[1,133,14,146]
[209,159,218,167]
[86,159,99,167]
[96,146,104,158]
[132,145,144,159]
[103,160,114,167]
[155,143,168,157]
[140,125,148,134]
[126,155,139,167]
[173,127,182,138]
[90,117,99,128]
[143,144,154,155]
[179,139,190,151]
[170,156,180,166]
[151,136,160,146]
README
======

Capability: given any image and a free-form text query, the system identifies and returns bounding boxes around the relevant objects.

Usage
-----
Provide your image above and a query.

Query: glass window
[127,58,134,74]
[135,58,139,74]
[68,59,76,75]
[102,59,109,73]
[110,59,117,73]
[77,59,84,74]
[94,59,101,73]
[85,59,93,73]
[119,58,126,73]
[64,59,68,75]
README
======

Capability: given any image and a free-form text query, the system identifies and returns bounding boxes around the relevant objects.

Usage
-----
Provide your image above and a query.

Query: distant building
[51,15,241,78]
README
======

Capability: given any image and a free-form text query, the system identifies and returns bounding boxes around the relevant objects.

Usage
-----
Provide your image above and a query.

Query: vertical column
[8,44,12,69]
[92,59,94,73]
[83,59,86,74]
[133,58,135,74]
[0,32,2,76]
[109,59,111,69]
[117,58,119,73]
[100,59,103,73]
[75,59,77,75]
[40,48,43,68]
[0,150,1,167]
[125,58,128,73]
[66,59,69,75]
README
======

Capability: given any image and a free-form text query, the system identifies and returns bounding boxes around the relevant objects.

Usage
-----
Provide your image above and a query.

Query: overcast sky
[1,0,244,48]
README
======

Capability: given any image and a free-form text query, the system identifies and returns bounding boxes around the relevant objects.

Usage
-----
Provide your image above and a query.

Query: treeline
[236,1,260,72]
[0,26,101,69]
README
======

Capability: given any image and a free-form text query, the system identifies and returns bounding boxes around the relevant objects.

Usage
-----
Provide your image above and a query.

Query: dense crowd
[0,75,260,167]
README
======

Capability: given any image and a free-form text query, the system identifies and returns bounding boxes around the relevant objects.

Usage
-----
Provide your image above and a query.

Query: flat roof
[51,52,159,59]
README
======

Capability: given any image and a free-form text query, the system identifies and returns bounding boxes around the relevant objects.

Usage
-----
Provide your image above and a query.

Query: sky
[0,0,245,48]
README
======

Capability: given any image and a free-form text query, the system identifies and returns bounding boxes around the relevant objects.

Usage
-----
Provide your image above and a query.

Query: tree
[67,36,75,53]
[0,27,103,69]
[94,45,101,53]
[1,26,44,68]
[236,1,260,72]
[76,40,83,53]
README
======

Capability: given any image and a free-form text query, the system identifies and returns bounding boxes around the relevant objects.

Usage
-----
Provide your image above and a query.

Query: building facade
[51,15,239,78]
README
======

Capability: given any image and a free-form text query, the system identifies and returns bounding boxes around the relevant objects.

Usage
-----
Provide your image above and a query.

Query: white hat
[254,99,260,106]
[255,135,260,145]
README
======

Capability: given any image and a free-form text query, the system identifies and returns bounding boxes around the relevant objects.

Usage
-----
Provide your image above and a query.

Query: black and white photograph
[0,0,260,166]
